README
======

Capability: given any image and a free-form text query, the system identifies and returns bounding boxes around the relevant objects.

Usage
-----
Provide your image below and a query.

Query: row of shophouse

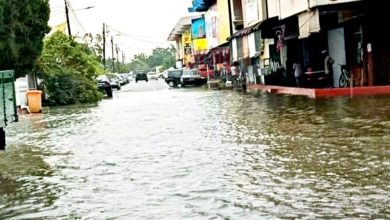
[168,0,390,88]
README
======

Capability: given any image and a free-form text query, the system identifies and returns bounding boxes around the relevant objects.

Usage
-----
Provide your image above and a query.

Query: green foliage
[0,0,50,78]
[105,57,130,73]
[128,46,176,72]
[129,53,149,72]
[39,31,104,106]
[83,33,104,62]
[148,46,176,70]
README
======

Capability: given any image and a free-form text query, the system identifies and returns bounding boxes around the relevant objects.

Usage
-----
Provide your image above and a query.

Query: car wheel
[146,79,148,82]
[181,83,185,88]
[168,81,175,87]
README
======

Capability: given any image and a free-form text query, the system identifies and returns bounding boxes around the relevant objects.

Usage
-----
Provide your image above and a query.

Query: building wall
[206,4,219,49]
[218,0,231,45]
[309,0,361,8]
[279,0,308,19]
[176,39,183,60]
[267,0,279,18]
[243,35,250,59]
[258,0,267,21]
[243,0,259,27]
[268,0,361,20]
[231,0,244,33]
[242,0,267,25]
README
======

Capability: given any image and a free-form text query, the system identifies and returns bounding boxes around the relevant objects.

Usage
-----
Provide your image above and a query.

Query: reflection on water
[1,89,389,219]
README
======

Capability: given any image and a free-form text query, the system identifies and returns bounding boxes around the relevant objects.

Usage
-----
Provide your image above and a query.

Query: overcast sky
[49,0,192,61]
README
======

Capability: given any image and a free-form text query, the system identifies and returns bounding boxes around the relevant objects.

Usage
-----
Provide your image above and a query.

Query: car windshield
[168,70,182,78]
[97,75,109,81]
[183,70,198,76]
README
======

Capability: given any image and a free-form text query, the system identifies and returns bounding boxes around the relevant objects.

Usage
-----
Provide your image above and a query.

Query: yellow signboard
[182,29,193,65]
[218,0,230,45]
[182,30,192,55]
[193,38,208,51]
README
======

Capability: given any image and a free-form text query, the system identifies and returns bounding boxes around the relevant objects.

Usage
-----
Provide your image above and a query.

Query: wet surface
[1,80,390,219]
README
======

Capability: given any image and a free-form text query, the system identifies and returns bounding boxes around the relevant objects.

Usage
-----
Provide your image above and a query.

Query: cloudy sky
[49,0,192,61]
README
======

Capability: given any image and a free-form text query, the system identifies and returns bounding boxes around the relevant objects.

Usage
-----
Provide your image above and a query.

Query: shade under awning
[227,17,279,41]
[227,21,263,41]
[298,9,321,39]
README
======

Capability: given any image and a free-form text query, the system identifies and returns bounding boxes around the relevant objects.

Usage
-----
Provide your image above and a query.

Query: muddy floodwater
[1,83,389,219]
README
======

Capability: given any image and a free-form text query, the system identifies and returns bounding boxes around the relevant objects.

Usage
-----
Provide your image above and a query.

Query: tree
[83,33,104,62]
[129,53,150,72]
[128,46,176,72]
[147,46,176,70]
[0,0,50,79]
[38,31,104,105]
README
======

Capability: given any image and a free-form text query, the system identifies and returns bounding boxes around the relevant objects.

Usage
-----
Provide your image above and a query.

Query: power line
[105,24,168,44]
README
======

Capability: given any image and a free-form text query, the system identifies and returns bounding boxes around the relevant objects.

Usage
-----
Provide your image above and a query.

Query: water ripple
[1,87,389,219]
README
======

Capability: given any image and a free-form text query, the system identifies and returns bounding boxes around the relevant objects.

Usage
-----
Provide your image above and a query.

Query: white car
[147,71,158,80]
[156,71,166,79]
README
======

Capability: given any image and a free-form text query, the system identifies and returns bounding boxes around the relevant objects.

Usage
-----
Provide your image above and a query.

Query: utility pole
[122,51,125,65]
[64,0,71,36]
[116,45,120,73]
[111,36,115,73]
[102,23,106,69]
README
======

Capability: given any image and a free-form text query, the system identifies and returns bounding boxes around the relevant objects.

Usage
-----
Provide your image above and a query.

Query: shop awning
[227,17,279,41]
[188,0,216,12]
[227,21,262,41]
[298,9,320,39]
[167,13,204,41]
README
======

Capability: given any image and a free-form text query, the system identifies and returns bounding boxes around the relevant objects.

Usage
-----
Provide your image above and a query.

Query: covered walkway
[247,84,390,98]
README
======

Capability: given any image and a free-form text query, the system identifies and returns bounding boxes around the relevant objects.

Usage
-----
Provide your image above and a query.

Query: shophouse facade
[260,0,390,88]
[188,0,232,79]
[167,13,204,69]
[170,0,390,89]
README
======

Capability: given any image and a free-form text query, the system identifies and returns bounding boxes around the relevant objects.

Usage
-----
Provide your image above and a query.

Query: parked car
[147,71,158,80]
[96,75,113,97]
[164,69,183,87]
[135,72,148,83]
[118,73,130,85]
[107,74,121,90]
[156,71,166,79]
[181,69,207,87]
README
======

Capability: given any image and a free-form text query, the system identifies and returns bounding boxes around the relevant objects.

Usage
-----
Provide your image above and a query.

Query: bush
[39,31,104,105]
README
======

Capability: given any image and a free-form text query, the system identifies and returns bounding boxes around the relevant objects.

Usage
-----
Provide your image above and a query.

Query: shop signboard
[192,18,206,39]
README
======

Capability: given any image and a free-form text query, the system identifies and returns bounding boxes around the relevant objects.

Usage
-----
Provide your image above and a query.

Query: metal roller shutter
[328,27,346,88]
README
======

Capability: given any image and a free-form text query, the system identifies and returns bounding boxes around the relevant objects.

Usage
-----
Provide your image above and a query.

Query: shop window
[254,30,262,54]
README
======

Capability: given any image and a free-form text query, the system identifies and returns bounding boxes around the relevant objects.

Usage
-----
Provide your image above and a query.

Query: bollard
[0,127,5,151]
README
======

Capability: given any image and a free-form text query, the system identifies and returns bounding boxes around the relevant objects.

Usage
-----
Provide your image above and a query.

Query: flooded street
[1,80,390,219]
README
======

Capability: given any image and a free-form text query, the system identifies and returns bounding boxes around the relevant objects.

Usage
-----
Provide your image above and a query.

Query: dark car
[164,69,183,87]
[97,75,113,97]
[107,74,121,90]
[180,69,207,87]
[135,72,148,83]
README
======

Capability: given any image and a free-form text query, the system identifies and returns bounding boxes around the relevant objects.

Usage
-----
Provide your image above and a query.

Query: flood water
[1,82,390,219]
